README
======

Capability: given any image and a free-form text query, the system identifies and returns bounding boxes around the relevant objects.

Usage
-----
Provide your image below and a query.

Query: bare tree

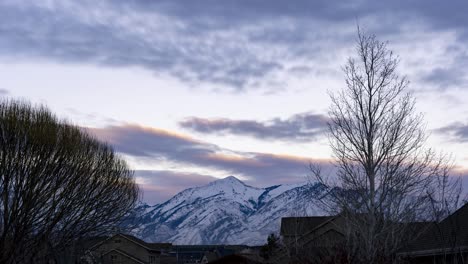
[311,29,460,263]
[0,100,139,263]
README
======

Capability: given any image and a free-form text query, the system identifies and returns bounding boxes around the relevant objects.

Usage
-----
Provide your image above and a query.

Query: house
[280,215,348,262]
[280,215,344,250]
[84,233,174,264]
[280,214,432,263]
[399,203,468,263]
[83,234,252,264]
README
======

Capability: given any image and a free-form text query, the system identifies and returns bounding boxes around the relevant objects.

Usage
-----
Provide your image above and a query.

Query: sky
[1,0,468,204]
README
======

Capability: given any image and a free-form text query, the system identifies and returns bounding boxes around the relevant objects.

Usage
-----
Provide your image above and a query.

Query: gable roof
[89,233,170,252]
[282,215,433,252]
[280,216,334,237]
[402,203,468,256]
[120,233,172,250]
[102,248,146,264]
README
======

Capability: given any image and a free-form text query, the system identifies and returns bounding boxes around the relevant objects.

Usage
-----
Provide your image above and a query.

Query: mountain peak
[218,175,243,183]
[208,175,246,186]
[125,178,324,245]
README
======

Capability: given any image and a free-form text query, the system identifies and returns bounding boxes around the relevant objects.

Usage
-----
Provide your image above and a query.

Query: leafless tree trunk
[311,28,461,264]
[0,100,139,263]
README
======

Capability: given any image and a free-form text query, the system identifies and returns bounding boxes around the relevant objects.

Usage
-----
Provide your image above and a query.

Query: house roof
[402,203,468,256]
[280,216,334,236]
[102,248,146,264]
[89,233,171,252]
[120,233,172,250]
[281,215,433,251]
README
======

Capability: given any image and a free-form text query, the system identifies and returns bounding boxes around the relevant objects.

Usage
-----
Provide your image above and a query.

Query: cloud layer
[3,0,468,203]
[133,170,218,204]
[88,123,468,204]
[179,112,328,142]
[436,122,468,142]
[88,124,331,187]
[1,0,468,91]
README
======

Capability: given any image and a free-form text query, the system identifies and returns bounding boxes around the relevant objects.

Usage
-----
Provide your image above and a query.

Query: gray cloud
[88,124,331,186]
[134,170,218,204]
[423,68,465,89]
[0,1,287,90]
[1,1,467,91]
[436,122,468,142]
[415,38,468,91]
[419,51,468,90]
[179,112,328,142]
[88,125,468,204]
[117,0,468,31]
[0,89,8,95]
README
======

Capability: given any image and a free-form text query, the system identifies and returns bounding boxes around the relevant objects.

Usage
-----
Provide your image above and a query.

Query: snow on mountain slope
[123,176,326,245]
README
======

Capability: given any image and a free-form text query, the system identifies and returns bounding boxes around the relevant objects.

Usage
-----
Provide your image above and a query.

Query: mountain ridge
[123,176,325,245]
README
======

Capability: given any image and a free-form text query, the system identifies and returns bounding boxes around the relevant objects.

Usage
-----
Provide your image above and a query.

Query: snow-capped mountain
[123,176,326,245]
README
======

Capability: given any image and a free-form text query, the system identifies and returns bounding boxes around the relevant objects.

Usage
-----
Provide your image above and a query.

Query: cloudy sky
[2,0,468,204]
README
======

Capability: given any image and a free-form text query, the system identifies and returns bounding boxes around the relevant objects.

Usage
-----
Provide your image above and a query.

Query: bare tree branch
[0,100,139,263]
[311,28,461,264]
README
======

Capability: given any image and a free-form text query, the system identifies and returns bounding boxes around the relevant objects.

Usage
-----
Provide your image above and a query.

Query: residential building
[400,203,468,263]
[84,233,173,264]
